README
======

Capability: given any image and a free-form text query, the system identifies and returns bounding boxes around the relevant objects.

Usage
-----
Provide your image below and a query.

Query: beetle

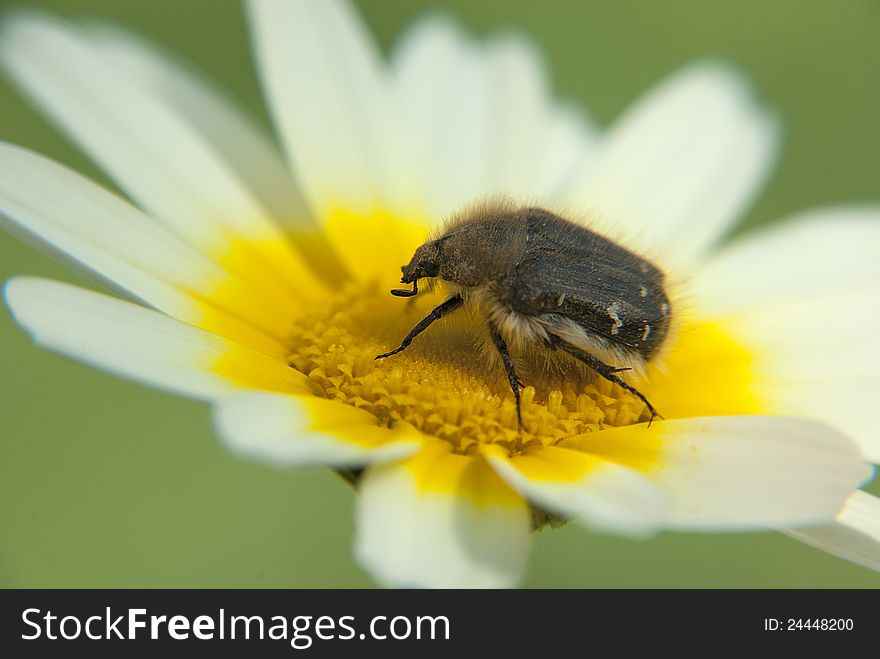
[375,201,670,428]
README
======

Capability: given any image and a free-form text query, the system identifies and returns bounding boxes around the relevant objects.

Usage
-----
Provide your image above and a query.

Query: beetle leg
[489,323,525,430]
[375,294,464,359]
[548,333,663,426]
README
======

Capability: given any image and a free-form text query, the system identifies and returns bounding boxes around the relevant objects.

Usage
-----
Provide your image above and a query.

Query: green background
[1,0,879,588]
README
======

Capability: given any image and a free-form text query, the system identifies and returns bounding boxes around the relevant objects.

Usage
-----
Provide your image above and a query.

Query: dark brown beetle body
[378,202,671,427]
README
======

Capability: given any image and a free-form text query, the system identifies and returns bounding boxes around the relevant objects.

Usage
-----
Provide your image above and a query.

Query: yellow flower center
[285,281,648,456]
[210,222,765,462]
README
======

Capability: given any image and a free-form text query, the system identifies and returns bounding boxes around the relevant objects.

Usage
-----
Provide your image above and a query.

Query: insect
[375,201,671,428]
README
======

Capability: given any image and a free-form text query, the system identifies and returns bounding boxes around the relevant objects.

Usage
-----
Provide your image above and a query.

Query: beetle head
[391,241,442,297]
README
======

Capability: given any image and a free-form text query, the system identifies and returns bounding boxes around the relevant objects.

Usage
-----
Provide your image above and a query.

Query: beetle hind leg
[547,333,663,426]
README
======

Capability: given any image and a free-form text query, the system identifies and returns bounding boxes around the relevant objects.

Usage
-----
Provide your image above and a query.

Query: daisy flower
[1,0,878,588]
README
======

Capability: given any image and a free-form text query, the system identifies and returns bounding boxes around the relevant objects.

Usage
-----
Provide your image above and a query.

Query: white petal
[688,209,880,461]
[4,278,309,400]
[82,21,321,240]
[563,61,778,269]
[213,392,421,468]
[391,15,493,217]
[480,34,553,197]
[533,103,598,200]
[1,12,324,296]
[0,145,203,308]
[391,16,598,218]
[711,287,880,462]
[355,441,531,588]
[561,415,870,530]
[247,0,423,220]
[693,206,880,314]
[0,144,289,354]
[784,490,880,572]
[483,444,670,537]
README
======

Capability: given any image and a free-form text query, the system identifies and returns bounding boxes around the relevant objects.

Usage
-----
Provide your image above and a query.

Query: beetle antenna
[391,280,419,298]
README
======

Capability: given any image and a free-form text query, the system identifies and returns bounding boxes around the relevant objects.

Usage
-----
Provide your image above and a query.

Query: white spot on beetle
[660,302,670,316]
[606,301,623,335]
[641,323,651,341]
[556,292,566,306]
[638,285,648,298]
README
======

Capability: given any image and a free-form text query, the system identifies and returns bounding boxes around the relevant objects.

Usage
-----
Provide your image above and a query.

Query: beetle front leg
[375,294,464,359]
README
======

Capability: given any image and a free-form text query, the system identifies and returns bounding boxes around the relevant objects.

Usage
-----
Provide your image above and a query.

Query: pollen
[286,282,648,455]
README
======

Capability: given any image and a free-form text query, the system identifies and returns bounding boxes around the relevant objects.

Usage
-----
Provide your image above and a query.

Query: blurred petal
[564,61,778,269]
[703,287,880,462]
[689,208,880,461]
[784,490,880,572]
[693,207,880,314]
[561,416,870,530]
[480,34,561,197]
[82,22,323,240]
[355,440,531,588]
[214,392,421,468]
[533,103,597,200]
[391,16,494,217]
[483,444,670,536]
[247,0,426,278]
[0,144,291,355]
[0,12,324,300]
[392,15,597,218]
[4,278,309,400]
